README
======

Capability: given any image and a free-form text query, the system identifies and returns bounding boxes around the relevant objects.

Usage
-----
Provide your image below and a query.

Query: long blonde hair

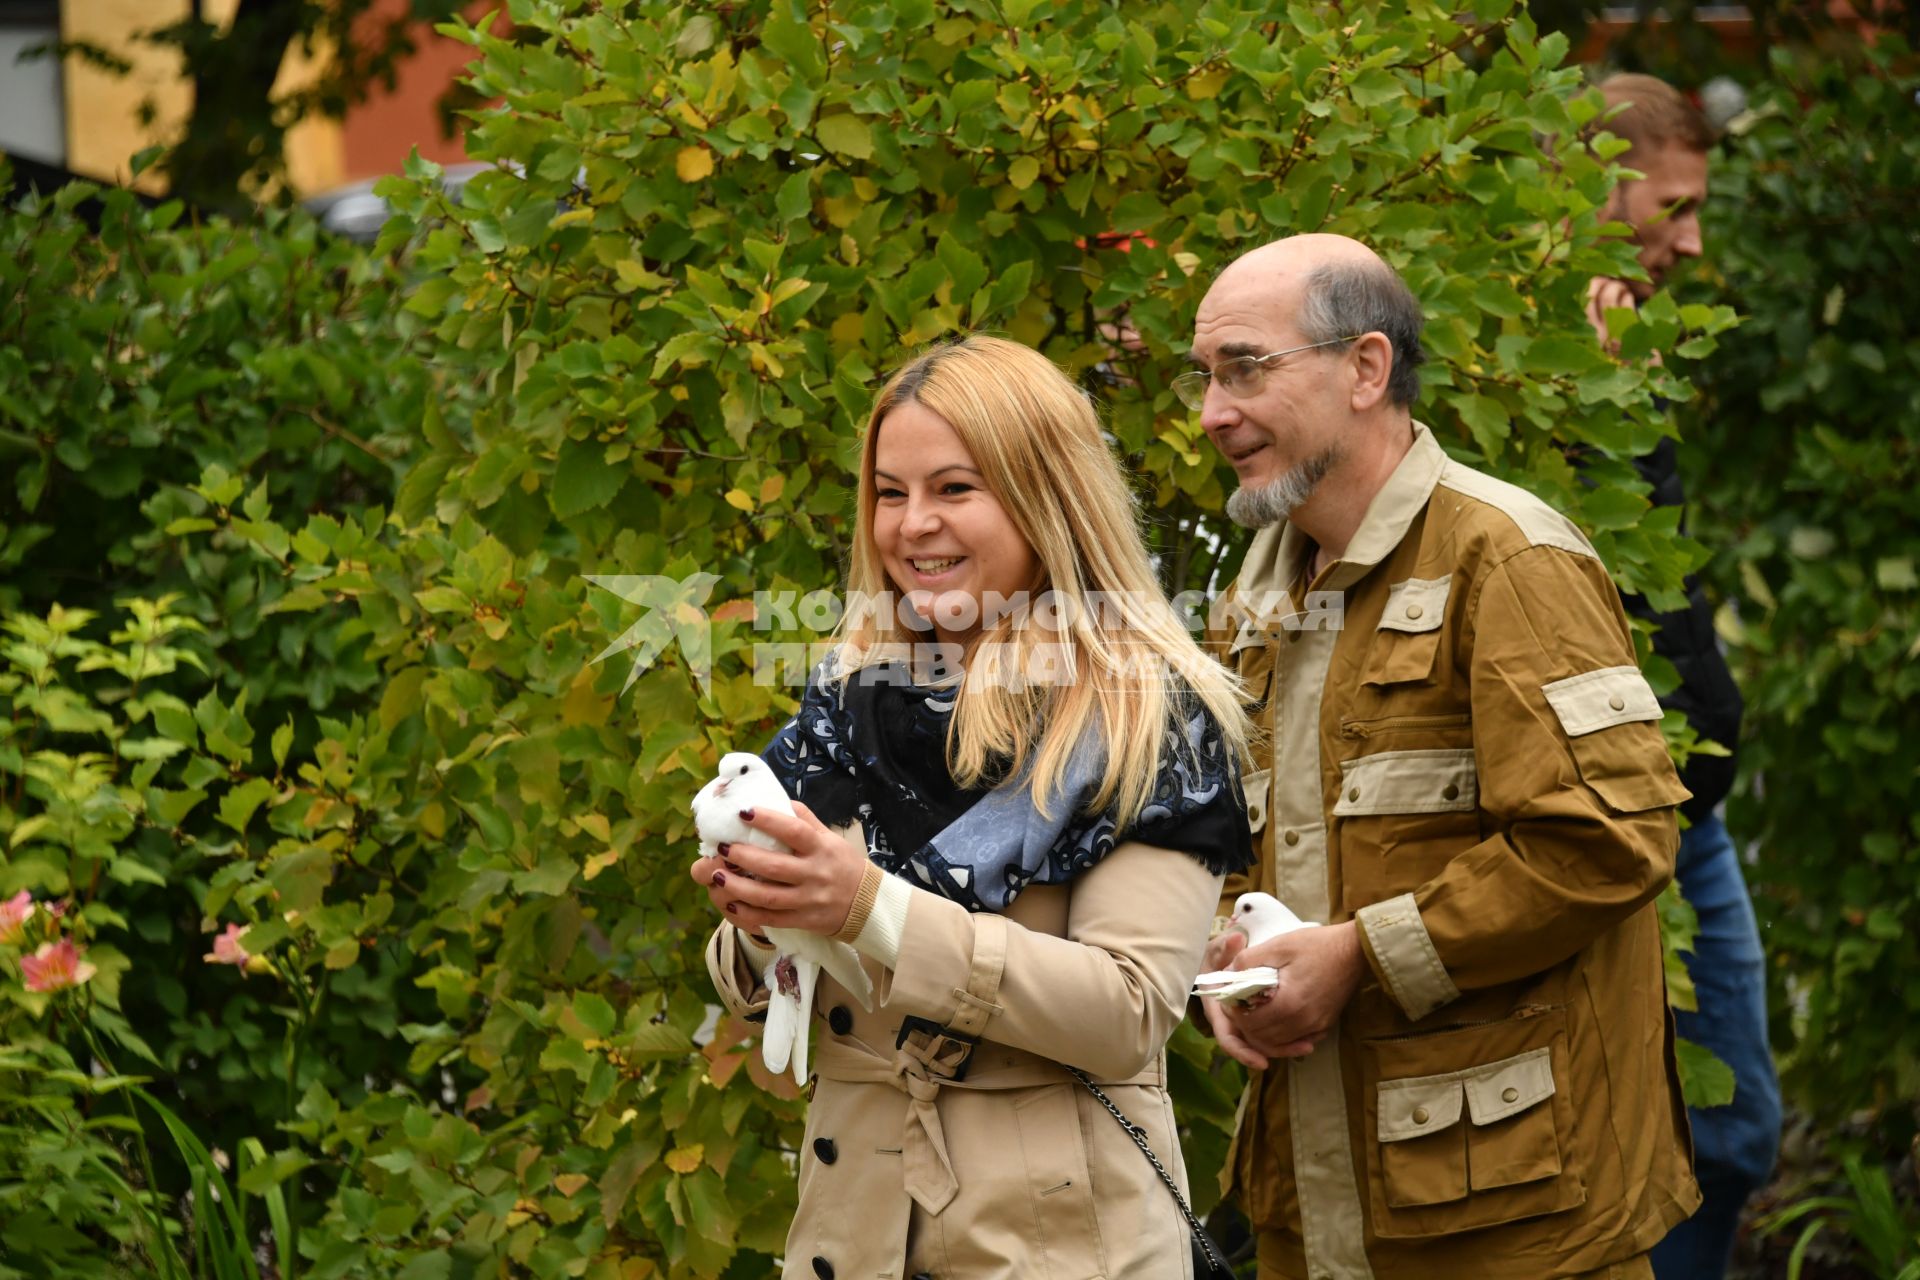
[835,336,1250,830]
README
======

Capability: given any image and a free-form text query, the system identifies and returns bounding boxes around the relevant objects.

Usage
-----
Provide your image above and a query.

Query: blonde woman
[693,336,1253,1280]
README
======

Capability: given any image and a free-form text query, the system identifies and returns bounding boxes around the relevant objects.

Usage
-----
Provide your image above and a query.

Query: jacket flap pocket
[1241,768,1271,833]
[1335,749,1478,817]
[1463,1048,1555,1125]
[1542,666,1661,737]
[1377,1074,1464,1142]
[1379,577,1451,634]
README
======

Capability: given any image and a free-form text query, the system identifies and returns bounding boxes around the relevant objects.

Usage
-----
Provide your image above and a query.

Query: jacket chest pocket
[1362,576,1452,688]
[1362,1011,1586,1239]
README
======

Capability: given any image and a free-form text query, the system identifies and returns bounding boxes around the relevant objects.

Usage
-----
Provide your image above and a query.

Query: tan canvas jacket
[706,838,1223,1280]
[1209,424,1701,1279]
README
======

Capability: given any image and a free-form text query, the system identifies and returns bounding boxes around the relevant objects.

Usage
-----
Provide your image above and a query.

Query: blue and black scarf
[760,653,1253,912]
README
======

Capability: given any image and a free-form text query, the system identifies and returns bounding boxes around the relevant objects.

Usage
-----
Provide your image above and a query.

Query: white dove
[1191,891,1320,1005]
[693,752,875,1084]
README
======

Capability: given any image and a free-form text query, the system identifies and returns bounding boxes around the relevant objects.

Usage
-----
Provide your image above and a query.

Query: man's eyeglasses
[1171,336,1361,411]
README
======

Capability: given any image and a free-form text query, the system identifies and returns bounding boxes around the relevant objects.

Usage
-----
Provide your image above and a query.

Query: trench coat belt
[812,1037,1164,1216]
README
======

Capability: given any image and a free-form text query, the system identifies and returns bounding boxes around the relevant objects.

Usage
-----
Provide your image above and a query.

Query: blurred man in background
[1589,72,1783,1280]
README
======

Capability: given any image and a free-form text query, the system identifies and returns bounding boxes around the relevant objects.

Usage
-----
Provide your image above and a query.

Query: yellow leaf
[664,1144,704,1174]
[560,666,613,728]
[831,310,865,348]
[759,474,786,504]
[622,1260,657,1280]
[1007,156,1041,190]
[675,147,714,182]
[554,1174,589,1197]
[724,488,755,512]
[1186,68,1229,100]
[577,813,612,843]
[419,801,447,839]
[583,850,619,881]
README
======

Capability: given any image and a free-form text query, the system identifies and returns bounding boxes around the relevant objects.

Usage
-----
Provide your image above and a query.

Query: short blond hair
[1596,73,1715,161]
[837,336,1251,829]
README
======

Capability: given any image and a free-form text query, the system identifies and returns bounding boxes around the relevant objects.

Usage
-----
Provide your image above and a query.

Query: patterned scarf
[760,653,1253,912]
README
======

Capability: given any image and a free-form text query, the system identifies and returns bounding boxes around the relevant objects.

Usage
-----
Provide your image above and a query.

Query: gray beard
[1225,444,1342,529]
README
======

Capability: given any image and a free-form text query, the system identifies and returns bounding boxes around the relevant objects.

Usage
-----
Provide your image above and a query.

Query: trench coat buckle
[896,1015,978,1082]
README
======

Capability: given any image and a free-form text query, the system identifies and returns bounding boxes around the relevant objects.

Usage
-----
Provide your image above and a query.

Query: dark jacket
[1625,437,1743,820]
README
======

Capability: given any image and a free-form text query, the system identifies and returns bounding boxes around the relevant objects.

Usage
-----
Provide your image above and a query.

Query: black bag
[1067,1067,1236,1279]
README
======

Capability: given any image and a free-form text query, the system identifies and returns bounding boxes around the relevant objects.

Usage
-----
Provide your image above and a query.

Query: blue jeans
[1651,814,1782,1280]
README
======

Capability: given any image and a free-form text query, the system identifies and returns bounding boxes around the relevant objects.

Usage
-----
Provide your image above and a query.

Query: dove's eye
[738,764,750,776]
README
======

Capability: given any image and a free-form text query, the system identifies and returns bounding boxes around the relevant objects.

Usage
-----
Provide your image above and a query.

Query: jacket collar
[1237,422,1445,599]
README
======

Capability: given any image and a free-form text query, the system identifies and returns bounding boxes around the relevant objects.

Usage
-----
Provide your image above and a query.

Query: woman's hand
[687,800,870,937]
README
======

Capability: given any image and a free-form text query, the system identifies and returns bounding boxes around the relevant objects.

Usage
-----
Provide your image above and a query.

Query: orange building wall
[337,0,498,183]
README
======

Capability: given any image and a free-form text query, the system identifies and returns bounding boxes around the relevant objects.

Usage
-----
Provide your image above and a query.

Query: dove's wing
[1192,966,1281,1004]
[816,938,873,1013]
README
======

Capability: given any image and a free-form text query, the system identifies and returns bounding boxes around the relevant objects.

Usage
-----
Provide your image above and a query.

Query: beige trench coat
[705,839,1224,1280]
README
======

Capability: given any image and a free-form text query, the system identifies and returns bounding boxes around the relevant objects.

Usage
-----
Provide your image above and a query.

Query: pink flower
[21,938,96,993]
[0,891,32,945]
[204,924,252,967]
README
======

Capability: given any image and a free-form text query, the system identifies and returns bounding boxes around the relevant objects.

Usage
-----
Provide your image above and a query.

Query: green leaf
[272,718,294,771]
[816,113,873,159]
[1674,1036,1736,1108]
[216,777,276,834]
[552,439,629,519]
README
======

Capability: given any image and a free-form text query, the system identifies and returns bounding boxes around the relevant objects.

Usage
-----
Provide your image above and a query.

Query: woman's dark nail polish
[717,842,731,856]
[711,871,727,887]
[738,808,755,821]
[725,902,739,914]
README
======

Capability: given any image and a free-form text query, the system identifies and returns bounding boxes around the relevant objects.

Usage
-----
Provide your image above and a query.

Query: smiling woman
[691,335,1257,1279]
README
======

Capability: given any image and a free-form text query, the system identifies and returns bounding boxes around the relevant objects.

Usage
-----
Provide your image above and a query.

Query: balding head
[1203,235,1426,407]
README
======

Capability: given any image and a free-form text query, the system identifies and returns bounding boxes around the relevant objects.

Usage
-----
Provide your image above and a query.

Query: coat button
[1347,787,1360,802]
[1405,603,1423,620]
[1502,1086,1519,1104]
[1412,1107,1429,1125]
[1441,783,1459,801]
[828,1005,853,1035]
[811,1258,834,1280]
[813,1137,838,1165]
[912,1274,934,1280]
[1284,829,1301,846]
[1608,693,1626,711]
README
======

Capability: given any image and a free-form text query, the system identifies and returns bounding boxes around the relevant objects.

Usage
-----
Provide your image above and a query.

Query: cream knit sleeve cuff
[849,872,913,969]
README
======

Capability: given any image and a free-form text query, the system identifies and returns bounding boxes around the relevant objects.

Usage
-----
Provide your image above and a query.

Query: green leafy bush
[0,0,1740,1273]
[1683,36,1920,1136]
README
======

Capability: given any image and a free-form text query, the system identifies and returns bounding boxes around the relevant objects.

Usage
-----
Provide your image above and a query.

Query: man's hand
[1221,920,1369,1061]
[1199,927,1275,1070]
[1585,276,1637,351]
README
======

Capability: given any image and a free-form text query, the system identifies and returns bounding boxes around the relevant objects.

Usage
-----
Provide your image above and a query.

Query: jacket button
[1502,1086,1519,1103]
[1284,829,1300,846]
[811,1258,834,1280]
[1412,1107,1429,1125]
[813,1137,838,1164]
[912,1274,934,1280]
[1441,783,1459,801]
[1405,604,1423,620]
[1347,787,1360,802]
[828,1005,853,1035]
[1608,693,1627,711]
